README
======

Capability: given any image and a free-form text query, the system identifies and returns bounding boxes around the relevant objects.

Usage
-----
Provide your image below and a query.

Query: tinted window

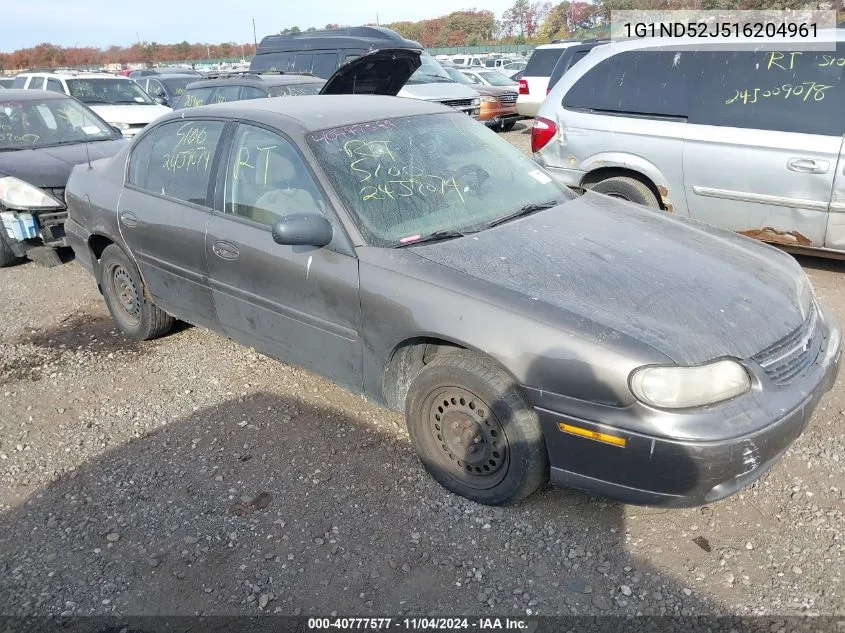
[46,78,63,93]
[180,87,214,108]
[239,86,267,100]
[12,76,26,88]
[128,132,154,187]
[29,77,46,90]
[690,49,845,136]
[563,51,700,118]
[293,53,314,73]
[549,47,593,91]
[312,52,339,79]
[142,120,225,205]
[209,85,241,104]
[224,124,327,226]
[251,52,293,72]
[524,48,566,77]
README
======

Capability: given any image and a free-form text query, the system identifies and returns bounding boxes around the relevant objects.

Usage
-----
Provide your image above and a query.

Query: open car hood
[319,48,421,96]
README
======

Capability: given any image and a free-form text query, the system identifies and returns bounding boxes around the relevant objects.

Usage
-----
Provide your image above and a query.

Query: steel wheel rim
[425,386,509,489]
[110,264,141,326]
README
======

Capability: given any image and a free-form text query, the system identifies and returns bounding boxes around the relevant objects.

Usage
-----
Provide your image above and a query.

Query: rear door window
[45,78,64,93]
[312,52,339,78]
[254,52,294,72]
[524,48,566,77]
[293,53,314,73]
[180,87,214,108]
[209,85,242,104]
[239,86,267,100]
[142,120,226,206]
[29,77,47,90]
[563,50,700,118]
[12,76,27,88]
[689,48,845,136]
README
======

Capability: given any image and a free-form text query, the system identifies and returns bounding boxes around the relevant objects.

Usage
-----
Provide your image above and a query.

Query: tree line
[2,2,843,71]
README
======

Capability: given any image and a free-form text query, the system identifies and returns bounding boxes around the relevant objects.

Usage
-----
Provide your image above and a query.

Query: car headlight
[480,95,498,103]
[629,359,751,409]
[0,176,63,210]
[472,98,481,107]
[112,122,131,130]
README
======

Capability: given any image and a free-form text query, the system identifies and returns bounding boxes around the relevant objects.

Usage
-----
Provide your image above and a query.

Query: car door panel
[822,136,845,249]
[206,123,363,389]
[119,119,227,329]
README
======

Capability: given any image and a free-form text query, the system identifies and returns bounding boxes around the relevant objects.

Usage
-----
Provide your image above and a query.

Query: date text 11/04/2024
[307,618,532,631]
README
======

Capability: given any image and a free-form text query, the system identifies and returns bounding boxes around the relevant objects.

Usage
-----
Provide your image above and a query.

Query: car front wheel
[405,350,548,505]
[100,244,174,341]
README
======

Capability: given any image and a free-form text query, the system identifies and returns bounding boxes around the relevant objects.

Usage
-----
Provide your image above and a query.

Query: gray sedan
[64,95,841,507]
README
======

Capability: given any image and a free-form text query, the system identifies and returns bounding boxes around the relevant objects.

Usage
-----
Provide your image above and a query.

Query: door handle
[119,210,139,228]
[212,240,239,260]
[787,158,829,174]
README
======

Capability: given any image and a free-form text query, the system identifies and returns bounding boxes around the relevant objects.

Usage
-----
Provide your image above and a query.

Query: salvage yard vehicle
[533,32,845,257]
[0,89,126,267]
[172,71,326,110]
[132,73,199,108]
[13,71,171,138]
[64,52,841,507]
[516,40,581,118]
[444,67,520,132]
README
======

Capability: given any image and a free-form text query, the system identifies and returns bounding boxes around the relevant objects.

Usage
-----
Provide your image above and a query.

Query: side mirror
[272,213,333,247]
[154,96,168,106]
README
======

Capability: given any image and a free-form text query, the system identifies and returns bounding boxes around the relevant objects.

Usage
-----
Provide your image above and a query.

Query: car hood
[0,139,127,188]
[320,48,421,96]
[467,84,514,96]
[411,192,810,365]
[87,103,172,125]
[398,82,480,101]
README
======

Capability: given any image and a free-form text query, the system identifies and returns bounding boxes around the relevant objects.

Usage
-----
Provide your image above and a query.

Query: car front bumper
[527,304,842,507]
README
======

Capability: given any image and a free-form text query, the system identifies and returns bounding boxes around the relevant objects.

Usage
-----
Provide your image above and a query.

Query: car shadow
[0,379,721,623]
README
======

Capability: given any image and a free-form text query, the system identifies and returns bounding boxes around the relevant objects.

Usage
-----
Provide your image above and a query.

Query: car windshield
[444,68,473,85]
[161,78,192,97]
[407,53,455,84]
[308,112,575,247]
[268,82,325,97]
[478,71,517,86]
[0,96,118,150]
[67,78,156,105]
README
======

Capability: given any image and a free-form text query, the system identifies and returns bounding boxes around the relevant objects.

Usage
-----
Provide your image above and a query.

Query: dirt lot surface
[1,122,844,618]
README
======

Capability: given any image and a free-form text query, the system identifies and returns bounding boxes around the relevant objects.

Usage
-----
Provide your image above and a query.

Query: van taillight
[518,79,529,95]
[531,117,557,153]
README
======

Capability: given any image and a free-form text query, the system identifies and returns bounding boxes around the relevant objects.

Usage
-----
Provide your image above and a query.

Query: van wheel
[589,176,660,209]
[0,233,20,267]
[100,244,174,341]
[405,350,548,506]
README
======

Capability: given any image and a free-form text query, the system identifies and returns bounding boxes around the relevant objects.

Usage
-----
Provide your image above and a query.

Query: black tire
[405,350,548,506]
[499,120,516,132]
[588,176,661,209]
[99,244,174,341]
[0,232,20,267]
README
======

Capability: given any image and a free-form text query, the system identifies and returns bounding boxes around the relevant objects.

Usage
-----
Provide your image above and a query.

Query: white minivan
[13,72,171,138]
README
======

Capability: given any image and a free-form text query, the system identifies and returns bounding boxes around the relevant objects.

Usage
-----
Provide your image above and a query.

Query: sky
[2,0,515,52]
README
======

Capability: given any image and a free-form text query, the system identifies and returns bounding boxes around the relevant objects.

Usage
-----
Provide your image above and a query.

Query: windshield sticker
[134,97,146,103]
[528,169,552,185]
[82,125,102,135]
[399,234,422,244]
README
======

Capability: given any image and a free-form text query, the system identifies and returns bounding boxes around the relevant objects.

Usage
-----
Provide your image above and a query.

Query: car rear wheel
[100,244,174,341]
[405,350,548,506]
[589,176,660,209]
[0,232,20,268]
[500,121,516,132]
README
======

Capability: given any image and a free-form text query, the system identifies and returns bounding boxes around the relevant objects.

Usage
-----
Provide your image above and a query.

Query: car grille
[440,99,474,109]
[752,302,821,386]
[498,92,518,105]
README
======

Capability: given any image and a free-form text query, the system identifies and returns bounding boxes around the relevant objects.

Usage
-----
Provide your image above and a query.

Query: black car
[173,71,326,109]
[128,68,201,79]
[0,90,126,266]
[546,39,609,93]
[0,78,13,89]
[133,73,201,108]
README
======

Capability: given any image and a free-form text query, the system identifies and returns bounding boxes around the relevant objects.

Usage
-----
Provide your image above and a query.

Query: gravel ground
[0,121,844,618]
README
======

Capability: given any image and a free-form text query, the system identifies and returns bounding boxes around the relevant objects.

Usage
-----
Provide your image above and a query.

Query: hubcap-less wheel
[426,387,509,489]
[110,265,141,326]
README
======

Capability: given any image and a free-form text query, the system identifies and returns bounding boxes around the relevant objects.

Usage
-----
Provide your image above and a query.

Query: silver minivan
[533,31,845,256]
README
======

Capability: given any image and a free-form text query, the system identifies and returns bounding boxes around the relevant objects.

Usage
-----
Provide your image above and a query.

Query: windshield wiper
[0,147,25,152]
[81,100,113,104]
[412,72,454,82]
[395,229,465,248]
[487,199,562,228]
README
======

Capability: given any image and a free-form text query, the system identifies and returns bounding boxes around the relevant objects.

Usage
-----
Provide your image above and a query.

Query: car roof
[533,41,583,50]
[19,72,126,79]
[0,88,73,101]
[257,25,422,53]
[169,94,446,131]
[146,73,203,80]
[185,74,325,89]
